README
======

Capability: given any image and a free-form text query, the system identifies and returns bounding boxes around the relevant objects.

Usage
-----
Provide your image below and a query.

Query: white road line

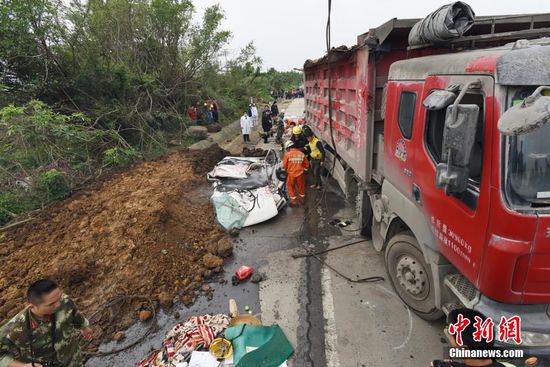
[321,267,342,367]
[393,305,413,350]
[375,284,413,350]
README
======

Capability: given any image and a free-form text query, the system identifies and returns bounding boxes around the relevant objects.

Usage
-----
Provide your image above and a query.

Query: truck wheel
[385,232,443,321]
[360,191,373,238]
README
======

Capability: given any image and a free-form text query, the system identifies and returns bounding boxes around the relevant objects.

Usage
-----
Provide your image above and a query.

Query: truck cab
[380,38,550,353]
[304,13,550,358]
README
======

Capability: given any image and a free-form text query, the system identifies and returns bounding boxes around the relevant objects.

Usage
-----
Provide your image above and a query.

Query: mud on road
[0,146,232,352]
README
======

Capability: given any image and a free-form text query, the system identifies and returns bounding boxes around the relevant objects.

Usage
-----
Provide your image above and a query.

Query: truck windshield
[506,87,550,206]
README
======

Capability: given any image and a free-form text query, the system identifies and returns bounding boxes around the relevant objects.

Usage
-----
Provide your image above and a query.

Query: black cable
[301,242,385,283]
[292,0,383,285]
[292,238,368,258]
[326,0,337,173]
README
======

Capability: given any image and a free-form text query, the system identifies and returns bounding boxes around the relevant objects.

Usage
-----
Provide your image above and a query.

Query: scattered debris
[329,218,353,227]
[181,295,194,306]
[235,265,254,281]
[159,292,174,308]
[250,273,264,283]
[209,338,233,359]
[214,238,234,258]
[202,253,224,269]
[138,314,231,367]
[231,276,240,286]
[112,331,126,342]
[226,324,293,366]
[139,310,153,322]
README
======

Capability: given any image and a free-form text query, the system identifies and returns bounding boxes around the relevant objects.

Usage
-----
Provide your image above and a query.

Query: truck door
[385,82,424,199]
[413,75,494,284]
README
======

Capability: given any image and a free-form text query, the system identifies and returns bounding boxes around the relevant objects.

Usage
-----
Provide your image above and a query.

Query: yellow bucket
[209,338,233,359]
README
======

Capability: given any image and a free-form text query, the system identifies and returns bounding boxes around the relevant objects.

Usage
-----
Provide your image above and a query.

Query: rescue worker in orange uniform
[282,140,309,206]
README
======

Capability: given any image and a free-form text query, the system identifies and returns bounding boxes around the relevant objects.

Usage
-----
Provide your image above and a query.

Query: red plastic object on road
[235,265,254,281]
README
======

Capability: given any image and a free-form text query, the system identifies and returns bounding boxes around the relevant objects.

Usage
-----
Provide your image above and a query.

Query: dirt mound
[188,144,229,175]
[0,148,230,351]
[241,147,268,157]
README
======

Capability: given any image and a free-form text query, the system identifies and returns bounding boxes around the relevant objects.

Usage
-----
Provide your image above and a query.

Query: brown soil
[241,147,269,157]
[0,145,230,350]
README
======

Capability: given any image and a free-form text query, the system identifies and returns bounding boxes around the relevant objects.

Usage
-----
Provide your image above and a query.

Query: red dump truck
[304,11,550,356]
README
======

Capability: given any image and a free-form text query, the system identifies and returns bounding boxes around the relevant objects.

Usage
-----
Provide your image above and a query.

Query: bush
[35,169,72,202]
[103,147,140,167]
[0,190,37,226]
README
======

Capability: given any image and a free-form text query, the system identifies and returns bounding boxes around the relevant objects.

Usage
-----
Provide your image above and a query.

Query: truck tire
[360,191,373,238]
[385,232,443,321]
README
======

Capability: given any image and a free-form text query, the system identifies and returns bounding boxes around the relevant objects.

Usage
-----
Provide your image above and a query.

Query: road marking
[375,284,413,350]
[321,267,342,367]
[393,305,413,350]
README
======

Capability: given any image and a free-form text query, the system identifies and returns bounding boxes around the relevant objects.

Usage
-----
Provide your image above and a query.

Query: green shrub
[35,169,72,202]
[0,190,37,226]
[103,147,140,167]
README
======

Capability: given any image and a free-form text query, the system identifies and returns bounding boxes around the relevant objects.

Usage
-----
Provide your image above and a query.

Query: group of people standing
[282,124,325,207]
[240,101,281,143]
[240,99,325,208]
[270,88,304,100]
[188,101,219,125]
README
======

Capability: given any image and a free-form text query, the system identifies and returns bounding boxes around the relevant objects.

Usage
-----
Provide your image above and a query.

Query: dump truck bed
[303,12,550,184]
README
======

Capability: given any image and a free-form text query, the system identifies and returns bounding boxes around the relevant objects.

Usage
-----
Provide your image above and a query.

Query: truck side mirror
[435,104,480,194]
[423,90,456,110]
[498,86,550,136]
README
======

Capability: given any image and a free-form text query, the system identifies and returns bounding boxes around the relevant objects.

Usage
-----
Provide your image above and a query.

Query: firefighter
[282,140,309,207]
[290,126,308,152]
[303,129,325,189]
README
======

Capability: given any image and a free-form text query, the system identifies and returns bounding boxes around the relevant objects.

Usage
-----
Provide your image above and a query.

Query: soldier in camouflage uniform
[0,279,93,367]
[275,113,285,145]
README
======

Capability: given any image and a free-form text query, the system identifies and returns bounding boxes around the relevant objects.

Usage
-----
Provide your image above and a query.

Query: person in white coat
[240,111,252,142]
[250,104,258,127]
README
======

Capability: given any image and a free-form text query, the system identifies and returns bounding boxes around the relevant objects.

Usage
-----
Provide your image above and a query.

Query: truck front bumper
[474,295,550,360]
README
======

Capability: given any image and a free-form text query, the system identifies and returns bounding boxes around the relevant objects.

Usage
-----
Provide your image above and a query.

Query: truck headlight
[519,331,550,347]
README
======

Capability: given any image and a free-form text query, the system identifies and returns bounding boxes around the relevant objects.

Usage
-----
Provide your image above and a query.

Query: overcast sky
[192,0,547,71]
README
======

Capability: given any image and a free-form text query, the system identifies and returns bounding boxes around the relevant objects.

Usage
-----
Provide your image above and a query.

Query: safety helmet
[292,126,302,135]
[302,125,313,138]
[284,140,294,150]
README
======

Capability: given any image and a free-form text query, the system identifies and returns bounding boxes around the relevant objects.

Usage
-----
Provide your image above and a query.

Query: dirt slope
[0,146,230,349]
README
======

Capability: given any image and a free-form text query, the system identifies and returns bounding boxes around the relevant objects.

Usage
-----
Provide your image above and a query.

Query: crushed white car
[207,149,286,230]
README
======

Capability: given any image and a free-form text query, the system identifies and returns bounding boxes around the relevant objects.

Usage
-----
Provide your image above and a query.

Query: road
[89,98,447,366]
[230,98,448,366]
